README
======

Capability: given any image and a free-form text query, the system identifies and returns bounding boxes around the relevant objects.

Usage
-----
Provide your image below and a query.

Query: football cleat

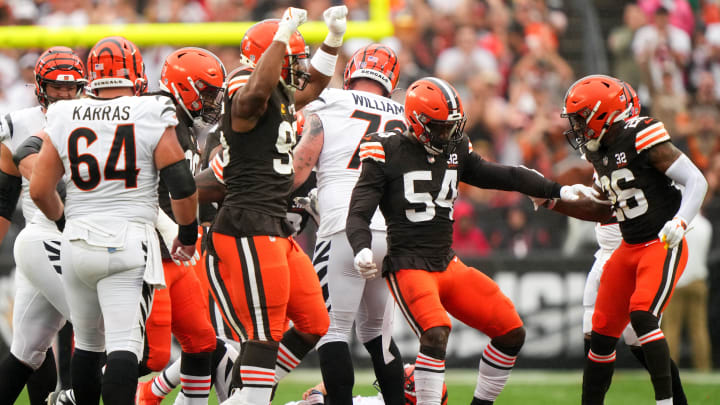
[135,379,164,405]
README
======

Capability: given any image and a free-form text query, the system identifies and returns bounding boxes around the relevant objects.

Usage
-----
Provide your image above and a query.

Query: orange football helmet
[343,44,400,96]
[87,36,147,95]
[241,19,310,90]
[562,74,630,151]
[160,47,226,125]
[405,77,466,155]
[403,364,448,405]
[34,46,86,108]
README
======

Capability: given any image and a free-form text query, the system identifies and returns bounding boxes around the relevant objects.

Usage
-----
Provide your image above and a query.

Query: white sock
[236,365,275,404]
[180,372,211,404]
[275,342,301,383]
[656,398,673,405]
[152,366,179,397]
[474,343,518,401]
[414,352,445,405]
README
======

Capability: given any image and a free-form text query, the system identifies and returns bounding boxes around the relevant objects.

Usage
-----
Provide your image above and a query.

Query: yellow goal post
[0,0,393,48]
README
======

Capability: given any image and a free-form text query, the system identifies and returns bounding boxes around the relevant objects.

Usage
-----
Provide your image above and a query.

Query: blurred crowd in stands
[0,0,719,260]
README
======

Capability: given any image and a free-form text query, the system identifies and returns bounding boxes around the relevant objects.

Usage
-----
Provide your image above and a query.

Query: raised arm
[295,6,347,110]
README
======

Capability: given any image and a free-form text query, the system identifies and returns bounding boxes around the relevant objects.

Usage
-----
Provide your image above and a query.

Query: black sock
[71,349,104,405]
[26,348,57,405]
[318,342,355,405]
[584,337,591,357]
[57,322,74,389]
[180,351,212,398]
[630,311,671,400]
[582,332,617,405]
[364,336,404,405]
[629,346,687,405]
[102,351,138,405]
[470,399,493,405]
[0,353,34,405]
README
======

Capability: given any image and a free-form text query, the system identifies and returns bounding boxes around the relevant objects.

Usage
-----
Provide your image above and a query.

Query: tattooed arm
[292,111,324,190]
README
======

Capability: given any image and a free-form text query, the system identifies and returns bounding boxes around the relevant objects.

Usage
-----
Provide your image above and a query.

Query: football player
[206,6,347,405]
[29,36,198,404]
[537,74,707,405]
[133,47,226,405]
[531,78,688,405]
[346,77,591,405]
[0,46,86,405]
[291,44,406,405]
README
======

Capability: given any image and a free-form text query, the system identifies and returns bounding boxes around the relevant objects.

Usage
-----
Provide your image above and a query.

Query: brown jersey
[585,116,681,244]
[212,68,297,238]
[346,132,562,274]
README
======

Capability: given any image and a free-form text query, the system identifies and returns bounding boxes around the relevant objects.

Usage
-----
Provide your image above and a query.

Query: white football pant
[11,222,69,369]
[61,221,154,359]
[315,230,390,347]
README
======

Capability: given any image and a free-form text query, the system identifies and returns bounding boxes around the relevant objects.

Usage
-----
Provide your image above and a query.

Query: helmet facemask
[283,51,311,91]
[414,111,466,155]
[172,77,225,125]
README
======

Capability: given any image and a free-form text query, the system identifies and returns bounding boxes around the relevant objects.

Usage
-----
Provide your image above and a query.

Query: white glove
[322,5,348,47]
[274,7,307,44]
[658,216,687,249]
[353,248,378,279]
[293,187,319,224]
[559,184,608,204]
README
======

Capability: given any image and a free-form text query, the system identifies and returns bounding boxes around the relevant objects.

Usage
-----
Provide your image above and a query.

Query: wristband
[178,219,198,245]
[311,48,338,77]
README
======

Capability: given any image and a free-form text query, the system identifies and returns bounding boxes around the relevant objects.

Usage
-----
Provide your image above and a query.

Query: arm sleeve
[461,152,562,199]
[665,153,708,223]
[346,160,385,255]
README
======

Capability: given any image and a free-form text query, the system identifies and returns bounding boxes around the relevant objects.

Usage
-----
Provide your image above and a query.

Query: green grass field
[16,369,720,404]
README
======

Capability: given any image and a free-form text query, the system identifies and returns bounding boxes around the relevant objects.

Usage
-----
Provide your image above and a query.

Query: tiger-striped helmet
[343,44,399,96]
[87,36,146,95]
[34,46,86,108]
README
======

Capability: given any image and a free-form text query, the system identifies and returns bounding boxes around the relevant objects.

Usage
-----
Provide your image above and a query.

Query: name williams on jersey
[351,93,404,115]
[72,105,131,121]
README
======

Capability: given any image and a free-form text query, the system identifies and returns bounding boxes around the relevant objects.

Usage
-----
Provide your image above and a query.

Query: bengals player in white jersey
[536,74,707,405]
[292,44,406,405]
[0,46,86,405]
[29,36,198,405]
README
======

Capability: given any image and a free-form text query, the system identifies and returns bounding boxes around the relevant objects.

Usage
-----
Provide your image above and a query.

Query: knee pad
[629,311,660,337]
[10,345,47,371]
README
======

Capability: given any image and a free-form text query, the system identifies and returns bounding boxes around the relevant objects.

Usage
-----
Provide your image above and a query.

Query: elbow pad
[12,135,43,167]
[0,169,21,220]
[159,160,197,199]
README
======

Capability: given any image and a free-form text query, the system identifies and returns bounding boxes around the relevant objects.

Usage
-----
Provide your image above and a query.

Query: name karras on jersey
[72,105,131,121]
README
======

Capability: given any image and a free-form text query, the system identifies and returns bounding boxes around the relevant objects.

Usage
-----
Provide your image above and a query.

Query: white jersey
[46,95,178,224]
[0,105,55,226]
[306,88,405,238]
[594,221,622,254]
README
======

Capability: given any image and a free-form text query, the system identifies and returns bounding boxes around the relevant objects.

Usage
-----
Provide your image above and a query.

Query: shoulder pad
[227,67,253,98]
[627,117,670,153]
[359,132,392,164]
